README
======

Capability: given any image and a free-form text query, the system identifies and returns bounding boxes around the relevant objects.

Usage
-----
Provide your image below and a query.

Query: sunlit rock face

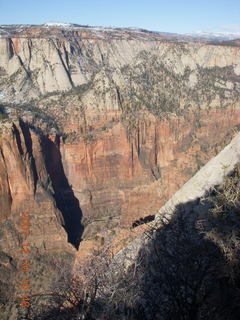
[0,121,75,250]
[0,120,75,319]
[0,24,240,241]
[0,26,240,318]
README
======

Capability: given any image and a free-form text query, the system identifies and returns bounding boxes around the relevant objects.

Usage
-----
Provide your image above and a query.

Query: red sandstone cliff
[60,108,240,239]
[0,25,240,318]
[0,120,73,251]
[0,24,239,257]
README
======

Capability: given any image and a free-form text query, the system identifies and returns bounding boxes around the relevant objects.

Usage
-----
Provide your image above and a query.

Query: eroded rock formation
[0,27,240,313]
[1,25,240,240]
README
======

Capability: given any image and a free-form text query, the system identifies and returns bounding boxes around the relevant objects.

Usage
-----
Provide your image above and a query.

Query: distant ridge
[0,23,240,45]
[187,31,240,41]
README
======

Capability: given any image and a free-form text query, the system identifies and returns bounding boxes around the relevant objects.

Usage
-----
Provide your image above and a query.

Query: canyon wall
[0,120,75,250]
[0,26,240,317]
[61,108,240,239]
[0,120,75,318]
[0,26,240,242]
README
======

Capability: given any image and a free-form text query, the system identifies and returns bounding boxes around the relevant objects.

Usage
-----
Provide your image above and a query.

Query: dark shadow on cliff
[126,195,240,320]
[34,167,240,320]
[37,198,240,320]
[131,215,155,228]
[0,105,6,114]
[42,135,83,249]
[19,120,39,191]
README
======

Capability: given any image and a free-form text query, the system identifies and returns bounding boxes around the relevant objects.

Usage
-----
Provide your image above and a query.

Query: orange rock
[59,107,240,238]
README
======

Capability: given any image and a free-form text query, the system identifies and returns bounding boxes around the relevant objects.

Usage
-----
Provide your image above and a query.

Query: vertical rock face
[60,107,240,237]
[0,120,74,250]
[0,25,239,242]
[0,148,11,219]
[0,25,240,317]
[0,120,76,318]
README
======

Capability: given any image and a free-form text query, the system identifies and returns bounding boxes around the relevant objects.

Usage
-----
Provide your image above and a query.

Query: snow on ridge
[187,31,240,40]
[43,23,162,34]
[44,22,73,28]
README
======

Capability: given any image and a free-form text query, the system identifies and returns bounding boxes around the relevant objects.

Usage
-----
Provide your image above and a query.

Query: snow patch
[44,22,73,28]
[187,31,240,41]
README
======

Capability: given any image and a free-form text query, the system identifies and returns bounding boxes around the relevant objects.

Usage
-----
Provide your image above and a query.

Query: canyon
[0,24,240,318]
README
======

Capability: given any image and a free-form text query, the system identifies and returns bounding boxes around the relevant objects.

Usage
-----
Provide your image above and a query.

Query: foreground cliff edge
[0,24,240,319]
[73,131,240,319]
[116,131,240,266]
[110,131,240,320]
[4,130,239,319]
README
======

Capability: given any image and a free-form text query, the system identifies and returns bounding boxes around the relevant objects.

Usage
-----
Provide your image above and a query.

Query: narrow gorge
[0,24,240,319]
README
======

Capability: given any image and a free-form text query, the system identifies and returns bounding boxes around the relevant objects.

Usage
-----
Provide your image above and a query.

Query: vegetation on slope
[19,163,240,320]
